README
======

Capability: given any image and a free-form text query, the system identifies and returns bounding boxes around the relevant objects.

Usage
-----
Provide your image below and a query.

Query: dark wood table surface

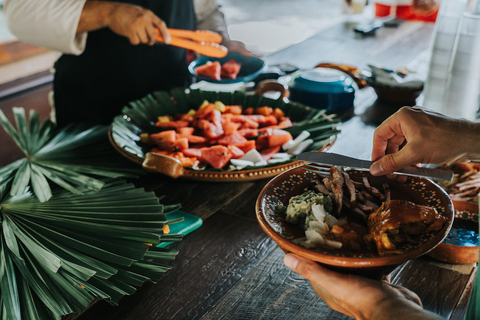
[0,19,475,320]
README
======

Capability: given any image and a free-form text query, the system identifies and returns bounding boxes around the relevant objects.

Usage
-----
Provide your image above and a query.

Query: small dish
[428,200,479,264]
[188,52,266,84]
[365,77,423,105]
[256,166,454,278]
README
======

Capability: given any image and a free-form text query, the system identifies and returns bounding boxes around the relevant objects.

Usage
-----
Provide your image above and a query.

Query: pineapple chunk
[214,101,226,112]
[140,133,149,144]
[157,115,173,122]
[187,109,196,116]
[199,100,210,110]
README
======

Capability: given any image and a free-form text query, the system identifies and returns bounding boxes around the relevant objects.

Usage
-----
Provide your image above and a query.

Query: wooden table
[0,19,475,320]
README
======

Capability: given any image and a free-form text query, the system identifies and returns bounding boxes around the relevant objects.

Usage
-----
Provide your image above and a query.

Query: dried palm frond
[0,108,142,202]
[0,180,182,319]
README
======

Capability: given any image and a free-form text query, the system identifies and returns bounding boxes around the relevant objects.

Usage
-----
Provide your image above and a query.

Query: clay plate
[428,200,479,264]
[256,166,454,277]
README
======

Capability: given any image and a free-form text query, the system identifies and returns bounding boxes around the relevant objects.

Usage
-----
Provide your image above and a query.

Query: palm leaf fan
[0,180,183,319]
[0,107,143,202]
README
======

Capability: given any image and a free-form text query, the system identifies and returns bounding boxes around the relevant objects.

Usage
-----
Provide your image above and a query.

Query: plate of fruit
[109,88,340,182]
[188,52,266,84]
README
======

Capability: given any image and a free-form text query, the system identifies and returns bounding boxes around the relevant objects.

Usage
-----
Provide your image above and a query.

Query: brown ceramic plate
[428,200,479,264]
[256,166,454,276]
[109,88,338,182]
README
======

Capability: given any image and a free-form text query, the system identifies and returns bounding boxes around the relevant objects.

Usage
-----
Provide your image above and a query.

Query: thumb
[370,147,417,176]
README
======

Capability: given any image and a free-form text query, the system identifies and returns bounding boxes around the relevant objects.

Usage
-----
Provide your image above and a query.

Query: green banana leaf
[111,88,341,169]
[0,180,183,319]
[0,108,143,202]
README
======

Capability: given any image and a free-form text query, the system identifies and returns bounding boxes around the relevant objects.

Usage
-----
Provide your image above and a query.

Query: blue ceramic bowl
[288,68,355,113]
[188,52,266,84]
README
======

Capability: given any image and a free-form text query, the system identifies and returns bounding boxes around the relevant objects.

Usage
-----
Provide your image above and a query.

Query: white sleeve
[194,0,230,41]
[4,0,88,55]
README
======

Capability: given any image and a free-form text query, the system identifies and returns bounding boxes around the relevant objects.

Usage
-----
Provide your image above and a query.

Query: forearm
[462,121,480,161]
[372,298,444,320]
[77,1,115,34]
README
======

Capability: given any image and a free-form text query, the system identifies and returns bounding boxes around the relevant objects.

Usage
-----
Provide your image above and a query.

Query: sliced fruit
[155,120,190,128]
[267,129,293,148]
[260,146,281,161]
[238,128,258,138]
[217,132,248,146]
[200,145,232,169]
[227,145,245,159]
[183,148,202,158]
[195,61,221,80]
[255,106,273,116]
[220,59,242,79]
[195,103,215,119]
[176,127,195,135]
[203,122,224,140]
[224,105,242,115]
[233,140,256,153]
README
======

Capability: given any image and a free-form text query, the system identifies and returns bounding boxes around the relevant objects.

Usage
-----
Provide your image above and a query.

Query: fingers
[153,17,170,44]
[370,145,420,176]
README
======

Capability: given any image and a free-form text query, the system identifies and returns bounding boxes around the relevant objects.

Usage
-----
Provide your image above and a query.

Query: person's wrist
[463,121,480,161]
[370,297,423,320]
[102,2,120,29]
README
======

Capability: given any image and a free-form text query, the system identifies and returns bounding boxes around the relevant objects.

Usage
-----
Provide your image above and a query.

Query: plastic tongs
[156,28,228,58]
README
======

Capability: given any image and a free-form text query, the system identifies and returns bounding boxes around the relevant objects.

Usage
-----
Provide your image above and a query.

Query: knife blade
[296,152,453,181]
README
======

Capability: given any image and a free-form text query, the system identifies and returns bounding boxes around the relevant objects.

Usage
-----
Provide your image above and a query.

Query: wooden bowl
[428,200,479,264]
[256,166,454,278]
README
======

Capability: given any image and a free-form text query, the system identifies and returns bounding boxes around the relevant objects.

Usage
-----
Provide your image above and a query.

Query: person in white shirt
[4,0,249,126]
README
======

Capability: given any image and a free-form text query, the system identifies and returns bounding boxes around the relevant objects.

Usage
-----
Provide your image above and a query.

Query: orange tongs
[157,28,228,58]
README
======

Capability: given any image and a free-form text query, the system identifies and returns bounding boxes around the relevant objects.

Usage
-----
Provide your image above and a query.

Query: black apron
[54,0,195,127]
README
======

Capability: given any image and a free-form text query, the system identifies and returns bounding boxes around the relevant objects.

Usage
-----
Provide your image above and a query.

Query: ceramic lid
[289,68,354,93]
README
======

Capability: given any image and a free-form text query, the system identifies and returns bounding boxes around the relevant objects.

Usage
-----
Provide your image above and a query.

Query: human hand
[370,106,480,177]
[107,3,170,46]
[222,40,254,56]
[283,254,444,320]
[413,0,439,13]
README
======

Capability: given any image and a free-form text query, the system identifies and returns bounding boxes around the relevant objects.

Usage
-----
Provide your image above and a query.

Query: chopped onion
[283,130,310,151]
[230,159,255,167]
[325,215,339,228]
[311,204,326,222]
[240,149,264,163]
[289,139,314,156]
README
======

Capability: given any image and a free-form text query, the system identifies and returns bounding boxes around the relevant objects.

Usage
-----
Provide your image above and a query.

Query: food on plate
[140,100,313,170]
[220,59,242,79]
[194,59,242,80]
[438,163,480,202]
[367,200,446,255]
[279,166,446,255]
[194,61,221,80]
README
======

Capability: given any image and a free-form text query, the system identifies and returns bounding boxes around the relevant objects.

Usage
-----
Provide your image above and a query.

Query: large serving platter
[109,88,339,182]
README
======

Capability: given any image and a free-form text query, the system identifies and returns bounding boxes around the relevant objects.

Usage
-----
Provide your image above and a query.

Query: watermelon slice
[266,129,293,148]
[260,146,281,161]
[233,140,256,153]
[195,61,221,80]
[227,145,245,159]
[217,132,248,146]
[220,59,242,79]
[200,145,232,169]
[183,148,202,158]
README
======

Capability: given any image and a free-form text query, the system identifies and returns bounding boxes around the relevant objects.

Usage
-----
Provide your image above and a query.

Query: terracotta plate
[256,166,454,274]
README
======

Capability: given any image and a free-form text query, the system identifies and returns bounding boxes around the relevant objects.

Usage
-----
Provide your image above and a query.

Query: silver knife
[297,152,453,181]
